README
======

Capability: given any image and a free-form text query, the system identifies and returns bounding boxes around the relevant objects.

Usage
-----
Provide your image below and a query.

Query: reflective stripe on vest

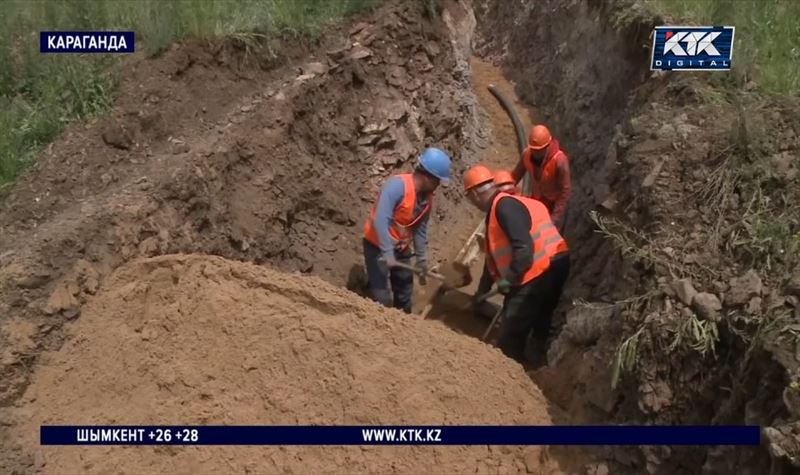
[485,192,568,285]
[363,174,432,249]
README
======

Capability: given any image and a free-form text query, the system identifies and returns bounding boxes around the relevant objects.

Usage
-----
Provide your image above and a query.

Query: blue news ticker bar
[40,426,761,446]
[40,31,135,53]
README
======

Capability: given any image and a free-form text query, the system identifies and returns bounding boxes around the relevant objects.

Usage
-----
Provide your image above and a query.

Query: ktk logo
[663,31,721,56]
[651,26,734,71]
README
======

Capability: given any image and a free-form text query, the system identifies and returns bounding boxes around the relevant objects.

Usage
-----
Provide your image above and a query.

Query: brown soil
[3,254,559,474]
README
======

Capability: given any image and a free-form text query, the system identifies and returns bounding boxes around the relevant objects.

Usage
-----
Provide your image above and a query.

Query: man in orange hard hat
[472,168,519,313]
[464,164,570,365]
[363,147,452,314]
[511,124,571,229]
[493,169,518,195]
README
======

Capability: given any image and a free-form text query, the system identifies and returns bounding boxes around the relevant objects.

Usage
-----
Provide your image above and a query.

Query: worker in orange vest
[362,147,451,314]
[511,124,571,229]
[472,168,519,314]
[493,169,518,195]
[464,164,570,365]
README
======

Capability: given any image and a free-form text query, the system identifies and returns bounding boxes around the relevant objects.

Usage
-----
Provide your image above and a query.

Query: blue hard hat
[418,147,451,184]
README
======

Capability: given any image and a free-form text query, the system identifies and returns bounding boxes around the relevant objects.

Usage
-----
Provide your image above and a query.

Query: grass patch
[0,0,379,188]
[650,0,800,96]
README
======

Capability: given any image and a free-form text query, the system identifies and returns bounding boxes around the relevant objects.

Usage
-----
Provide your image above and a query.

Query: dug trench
[1,0,799,474]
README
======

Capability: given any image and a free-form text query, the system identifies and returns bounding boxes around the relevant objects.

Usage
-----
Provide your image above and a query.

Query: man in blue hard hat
[362,147,452,313]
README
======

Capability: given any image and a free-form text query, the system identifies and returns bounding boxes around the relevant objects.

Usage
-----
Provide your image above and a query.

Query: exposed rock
[675,122,698,141]
[295,73,317,83]
[693,293,722,321]
[771,151,798,183]
[326,47,349,61]
[639,380,673,413]
[562,303,614,345]
[586,462,610,475]
[43,280,80,315]
[655,123,677,141]
[302,62,328,76]
[746,296,762,315]
[101,123,134,150]
[16,273,50,289]
[642,159,665,188]
[727,270,763,306]
[349,44,372,60]
[362,122,390,135]
[523,448,543,473]
[671,279,697,306]
[787,269,800,297]
[783,386,800,418]
[599,195,619,212]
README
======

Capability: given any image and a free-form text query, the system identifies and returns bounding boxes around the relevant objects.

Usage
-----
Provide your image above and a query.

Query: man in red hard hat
[464,164,570,365]
[512,124,571,229]
[493,169,518,195]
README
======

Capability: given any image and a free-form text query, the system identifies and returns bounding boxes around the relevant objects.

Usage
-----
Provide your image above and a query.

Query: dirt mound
[2,254,555,474]
[0,1,485,406]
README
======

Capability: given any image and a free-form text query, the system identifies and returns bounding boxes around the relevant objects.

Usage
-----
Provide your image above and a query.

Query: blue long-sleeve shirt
[373,176,429,264]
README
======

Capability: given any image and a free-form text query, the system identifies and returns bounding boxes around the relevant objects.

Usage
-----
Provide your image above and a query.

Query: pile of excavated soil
[3,255,557,474]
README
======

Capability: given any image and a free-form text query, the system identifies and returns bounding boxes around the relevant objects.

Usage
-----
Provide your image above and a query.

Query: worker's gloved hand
[416,261,428,286]
[496,279,512,295]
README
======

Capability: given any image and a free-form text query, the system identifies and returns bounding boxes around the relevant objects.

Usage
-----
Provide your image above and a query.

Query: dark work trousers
[497,252,570,364]
[362,239,414,314]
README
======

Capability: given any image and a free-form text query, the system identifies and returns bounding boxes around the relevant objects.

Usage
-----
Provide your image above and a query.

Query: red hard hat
[493,169,515,187]
[528,125,552,150]
[463,165,494,191]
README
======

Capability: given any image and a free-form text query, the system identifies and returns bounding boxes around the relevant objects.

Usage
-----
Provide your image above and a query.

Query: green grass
[0,0,378,189]
[650,0,800,96]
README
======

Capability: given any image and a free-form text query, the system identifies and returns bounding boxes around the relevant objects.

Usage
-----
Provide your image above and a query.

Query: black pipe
[487,84,531,196]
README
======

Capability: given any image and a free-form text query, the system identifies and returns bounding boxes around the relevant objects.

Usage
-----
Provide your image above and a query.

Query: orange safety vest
[363,174,432,250]
[485,192,568,285]
[521,147,567,208]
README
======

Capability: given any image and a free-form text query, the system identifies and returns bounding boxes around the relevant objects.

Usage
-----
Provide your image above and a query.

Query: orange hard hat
[528,124,552,150]
[463,165,494,191]
[493,169,515,187]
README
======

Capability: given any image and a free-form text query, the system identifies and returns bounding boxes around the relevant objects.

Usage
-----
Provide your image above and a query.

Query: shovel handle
[462,288,500,311]
[474,288,500,303]
[482,307,504,341]
[384,260,446,282]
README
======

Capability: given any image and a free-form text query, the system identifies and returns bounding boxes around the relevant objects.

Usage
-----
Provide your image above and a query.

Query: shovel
[388,261,448,283]
[482,307,504,341]
[463,287,500,310]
